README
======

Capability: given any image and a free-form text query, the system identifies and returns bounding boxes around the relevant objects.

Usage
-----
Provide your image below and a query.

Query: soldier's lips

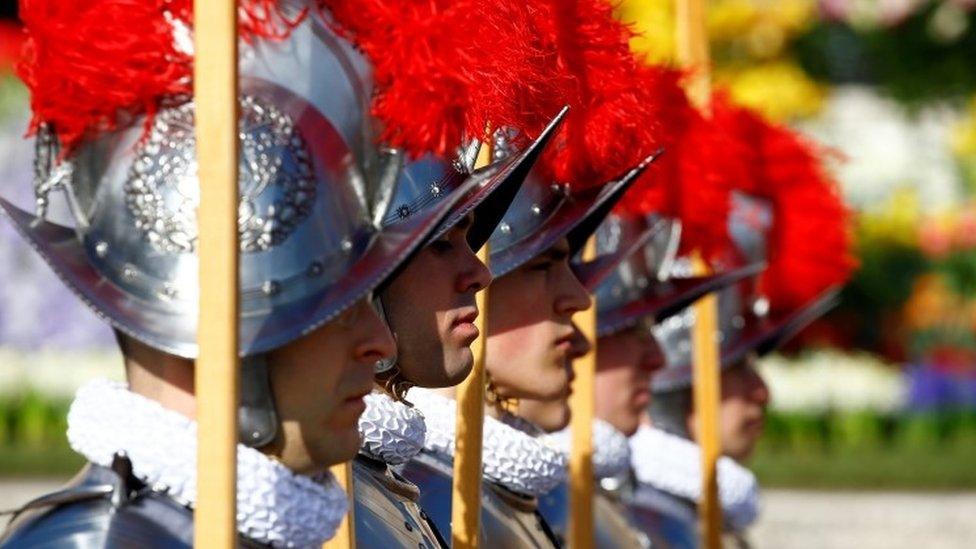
[336,388,371,419]
[449,307,480,344]
[632,387,652,408]
[553,332,576,355]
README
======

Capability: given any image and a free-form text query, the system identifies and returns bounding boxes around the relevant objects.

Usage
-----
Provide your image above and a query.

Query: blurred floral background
[616,0,976,488]
[1,1,976,488]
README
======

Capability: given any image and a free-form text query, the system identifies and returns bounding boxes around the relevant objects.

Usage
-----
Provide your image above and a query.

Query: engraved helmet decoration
[2,2,534,359]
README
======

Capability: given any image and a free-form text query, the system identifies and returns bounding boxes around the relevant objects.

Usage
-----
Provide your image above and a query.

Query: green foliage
[793,6,976,107]
[937,249,976,297]
[0,392,72,450]
[830,410,884,450]
[0,392,83,476]
[0,75,26,122]
[846,239,927,309]
[753,410,976,489]
[834,240,927,352]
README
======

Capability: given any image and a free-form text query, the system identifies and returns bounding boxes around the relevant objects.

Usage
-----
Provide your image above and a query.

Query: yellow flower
[951,96,976,158]
[615,0,676,64]
[858,189,921,248]
[710,0,817,59]
[616,0,818,66]
[708,0,761,43]
[717,60,825,121]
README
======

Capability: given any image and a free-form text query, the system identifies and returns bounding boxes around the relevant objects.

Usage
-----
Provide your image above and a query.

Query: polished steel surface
[593,215,681,335]
[649,190,841,393]
[727,191,773,268]
[400,451,560,547]
[0,463,265,548]
[590,211,765,338]
[627,483,698,549]
[538,482,650,549]
[237,355,279,448]
[3,12,468,358]
[352,456,445,549]
[380,109,569,259]
[650,286,837,393]
[650,282,749,392]
[487,152,658,279]
[382,155,469,231]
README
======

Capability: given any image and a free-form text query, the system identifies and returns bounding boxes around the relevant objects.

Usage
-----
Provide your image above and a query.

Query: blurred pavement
[752,489,976,549]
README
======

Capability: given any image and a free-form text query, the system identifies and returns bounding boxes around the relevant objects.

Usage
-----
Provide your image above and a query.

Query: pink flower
[954,208,976,250]
[919,220,952,258]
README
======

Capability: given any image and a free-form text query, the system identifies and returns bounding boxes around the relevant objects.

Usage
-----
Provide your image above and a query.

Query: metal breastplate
[626,483,698,549]
[593,490,650,549]
[538,482,649,549]
[352,455,445,548]
[400,451,559,548]
[0,460,265,549]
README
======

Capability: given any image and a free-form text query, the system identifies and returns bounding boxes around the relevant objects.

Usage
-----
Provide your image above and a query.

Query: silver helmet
[588,214,765,338]
[486,145,663,279]
[650,192,839,393]
[0,10,474,360]
[380,108,569,253]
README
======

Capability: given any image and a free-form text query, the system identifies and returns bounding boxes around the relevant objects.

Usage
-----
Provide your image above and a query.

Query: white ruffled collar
[67,379,348,548]
[629,424,759,530]
[545,419,632,480]
[408,388,567,497]
[358,391,426,465]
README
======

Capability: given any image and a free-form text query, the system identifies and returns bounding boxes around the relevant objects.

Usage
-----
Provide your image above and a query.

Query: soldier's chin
[442,347,474,386]
[313,426,363,468]
[403,345,473,388]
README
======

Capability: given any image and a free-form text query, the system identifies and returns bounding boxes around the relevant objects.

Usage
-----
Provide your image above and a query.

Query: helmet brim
[0,180,466,359]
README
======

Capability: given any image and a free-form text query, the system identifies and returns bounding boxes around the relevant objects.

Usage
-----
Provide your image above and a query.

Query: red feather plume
[17,0,566,163]
[18,0,192,152]
[712,94,857,312]
[527,0,665,190]
[614,69,745,259]
[321,0,561,158]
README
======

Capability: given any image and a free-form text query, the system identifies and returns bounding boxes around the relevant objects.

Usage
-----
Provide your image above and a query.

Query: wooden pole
[675,2,722,548]
[568,236,598,549]
[690,277,722,549]
[323,463,356,548]
[675,0,712,115]
[450,142,494,549]
[193,0,239,547]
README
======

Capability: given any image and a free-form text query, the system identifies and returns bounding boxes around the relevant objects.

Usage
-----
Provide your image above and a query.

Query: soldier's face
[688,359,769,462]
[265,298,396,474]
[381,215,491,388]
[594,323,664,437]
[486,239,591,416]
[514,324,591,432]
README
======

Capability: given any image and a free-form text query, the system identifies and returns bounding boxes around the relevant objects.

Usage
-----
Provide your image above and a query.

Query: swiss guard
[0,1,547,547]
[397,0,670,544]
[393,0,711,544]
[532,60,767,548]
[629,98,857,548]
[321,2,575,546]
